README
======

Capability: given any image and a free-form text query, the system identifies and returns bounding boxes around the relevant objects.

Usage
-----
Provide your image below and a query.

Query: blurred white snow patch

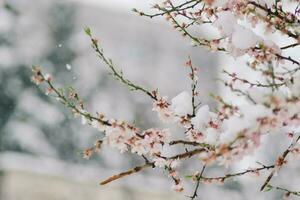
[18,89,64,125]
[6,121,57,157]
[0,151,170,191]
[66,63,72,70]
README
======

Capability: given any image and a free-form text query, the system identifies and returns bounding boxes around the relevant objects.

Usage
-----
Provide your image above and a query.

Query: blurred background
[0,0,298,200]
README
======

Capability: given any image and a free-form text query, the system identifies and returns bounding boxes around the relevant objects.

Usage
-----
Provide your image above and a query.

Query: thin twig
[190,165,206,200]
[200,164,275,182]
[86,29,158,101]
[260,135,300,191]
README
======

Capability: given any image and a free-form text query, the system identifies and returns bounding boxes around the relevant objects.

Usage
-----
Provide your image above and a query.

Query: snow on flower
[220,116,250,143]
[214,11,237,36]
[231,25,261,50]
[219,129,240,144]
[204,127,220,145]
[153,157,168,168]
[90,116,173,156]
[91,119,106,132]
[263,40,281,55]
[171,91,193,116]
[191,105,210,131]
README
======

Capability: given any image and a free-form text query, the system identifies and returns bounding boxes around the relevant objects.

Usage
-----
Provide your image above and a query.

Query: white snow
[191,105,210,131]
[214,11,237,36]
[66,63,72,70]
[170,91,193,116]
[204,128,219,145]
[231,25,261,49]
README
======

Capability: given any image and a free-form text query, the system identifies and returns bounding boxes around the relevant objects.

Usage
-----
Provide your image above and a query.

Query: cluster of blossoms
[91,118,171,156]
[32,0,300,199]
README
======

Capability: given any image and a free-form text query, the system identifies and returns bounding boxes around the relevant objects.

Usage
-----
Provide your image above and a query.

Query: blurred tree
[39,2,80,161]
[0,1,20,152]
[0,1,83,162]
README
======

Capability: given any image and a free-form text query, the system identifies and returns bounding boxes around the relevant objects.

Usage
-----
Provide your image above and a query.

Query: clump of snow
[213,11,262,51]
[231,25,261,50]
[204,128,219,145]
[222,116,251,134]
[239,104,272,122]
[214,11,237,36]
[170,91,193,116]
[191,105,210,131]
